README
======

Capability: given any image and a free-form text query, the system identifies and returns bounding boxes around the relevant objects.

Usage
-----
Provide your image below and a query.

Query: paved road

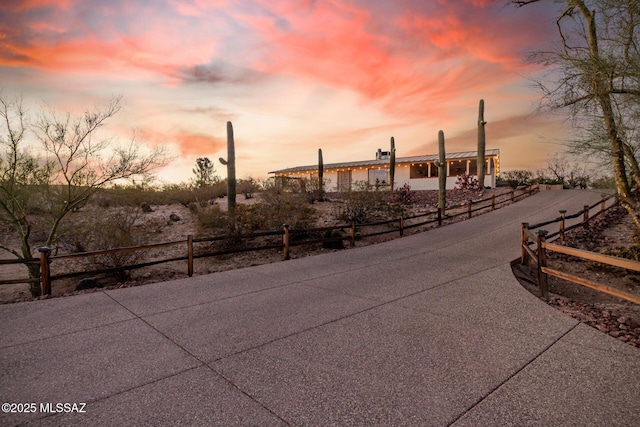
[1,190,638,426]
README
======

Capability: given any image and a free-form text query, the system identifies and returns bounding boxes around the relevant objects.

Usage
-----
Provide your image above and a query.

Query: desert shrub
[188,202,199,214]
[234,204,267,233]
[333,182,391,223]
[65,206,145,279]
[454,173,480,191]
[211,181,228,199]
[500,170,533,188]
[238,177,260,199]
[162,183,198,206]
[297,176,328,203]
[97,183,168,207]
[257,189,317,230]
[591,175,616,190]
[390,183,416,205]
[587,245,640,276]
[197,205,227,230]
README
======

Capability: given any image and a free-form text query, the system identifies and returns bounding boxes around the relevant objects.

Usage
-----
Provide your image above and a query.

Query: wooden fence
[1,185,539,296]
[520,193,640,305]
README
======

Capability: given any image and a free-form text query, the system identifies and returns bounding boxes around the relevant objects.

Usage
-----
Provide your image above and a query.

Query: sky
[0,0,571,184]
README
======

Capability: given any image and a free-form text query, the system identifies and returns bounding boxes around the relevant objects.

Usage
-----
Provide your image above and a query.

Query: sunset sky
[0,0,570,183]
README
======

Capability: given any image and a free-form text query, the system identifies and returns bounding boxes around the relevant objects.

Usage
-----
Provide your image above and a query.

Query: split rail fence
[520,193,640,305]
[1,185,539,296]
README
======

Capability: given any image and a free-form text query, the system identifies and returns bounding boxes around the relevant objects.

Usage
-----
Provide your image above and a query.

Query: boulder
[140,202,153,213]
[76,277,101,291]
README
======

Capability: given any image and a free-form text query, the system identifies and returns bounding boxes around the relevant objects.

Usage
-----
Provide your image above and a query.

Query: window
[409,164,427,179]
[468,159,478,175]
[430,163,439,177]
[368,168,389,186]
[448,160,467,177]
[410,163,438,178]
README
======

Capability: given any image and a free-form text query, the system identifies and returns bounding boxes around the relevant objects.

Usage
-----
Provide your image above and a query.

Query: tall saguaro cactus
[437,130,446,212]
[318,148,324,200]
[477,99,486,190]
[389,136,396,190]
[219,121,236,216]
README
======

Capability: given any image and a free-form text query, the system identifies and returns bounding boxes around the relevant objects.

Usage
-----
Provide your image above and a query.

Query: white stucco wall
[320,170,493,191]
[284,157,497,191]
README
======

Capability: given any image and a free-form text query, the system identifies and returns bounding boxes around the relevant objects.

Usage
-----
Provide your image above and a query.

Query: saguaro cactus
[318,148,324,199]
[389,136,396,190]
[477,99,486,190]
[437,130,446,212]
[219,121,236,216]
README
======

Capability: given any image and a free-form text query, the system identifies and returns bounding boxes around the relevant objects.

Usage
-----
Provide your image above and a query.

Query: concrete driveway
[1,190,638,426]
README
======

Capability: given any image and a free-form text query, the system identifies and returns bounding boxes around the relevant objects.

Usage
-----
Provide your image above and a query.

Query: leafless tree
[0,93,167,296]
[511,0,640,229]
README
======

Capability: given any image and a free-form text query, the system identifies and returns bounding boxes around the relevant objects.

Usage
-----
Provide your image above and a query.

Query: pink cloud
[0,0,220,81]
[233,0,554,122]
[140,128,226,157]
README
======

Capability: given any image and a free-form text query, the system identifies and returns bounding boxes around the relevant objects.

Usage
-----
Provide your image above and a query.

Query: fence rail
[520,194,640,305]
[1,185,539,296]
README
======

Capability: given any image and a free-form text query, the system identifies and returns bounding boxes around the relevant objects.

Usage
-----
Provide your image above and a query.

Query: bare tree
[0,94,167,296]
[511,0,640,229]
[545,152,591,188]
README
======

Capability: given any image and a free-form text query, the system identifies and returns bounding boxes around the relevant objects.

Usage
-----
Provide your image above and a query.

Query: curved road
[1,190,638,426]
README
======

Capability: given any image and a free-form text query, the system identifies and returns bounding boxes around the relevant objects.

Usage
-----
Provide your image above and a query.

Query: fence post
[491,194,495,210]
[468,200,472,219]
[437,208,442,226]
[559,210,566,243]
[187,235,194,277]
[600,194,606,213]
[38,247,52,296]
[583,205,590,229]
[537,230,549,300]
[511,190,515,202]
[521,222,529,265]
[399,216,404,236]
[350,222,356,247]
[283,224,290,260]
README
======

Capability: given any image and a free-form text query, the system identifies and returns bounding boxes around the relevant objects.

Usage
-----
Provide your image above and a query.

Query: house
[270,148,500,191]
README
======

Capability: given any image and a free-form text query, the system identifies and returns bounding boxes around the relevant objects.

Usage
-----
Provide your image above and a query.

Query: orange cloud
[0,0,220,81]
[232,0,552,123]
[140,128,226,157]
[245,1,411,99]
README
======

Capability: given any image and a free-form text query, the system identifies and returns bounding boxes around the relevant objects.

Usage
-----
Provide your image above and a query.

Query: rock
[595,324,609,333]
[617,316,627,324]
[169,213,181,222]
[140,202,153,213]
[322,228,346,249]
[76,277,101,290]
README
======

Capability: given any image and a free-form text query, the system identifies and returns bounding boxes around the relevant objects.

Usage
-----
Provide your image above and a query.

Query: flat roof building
[270,148,500,191]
